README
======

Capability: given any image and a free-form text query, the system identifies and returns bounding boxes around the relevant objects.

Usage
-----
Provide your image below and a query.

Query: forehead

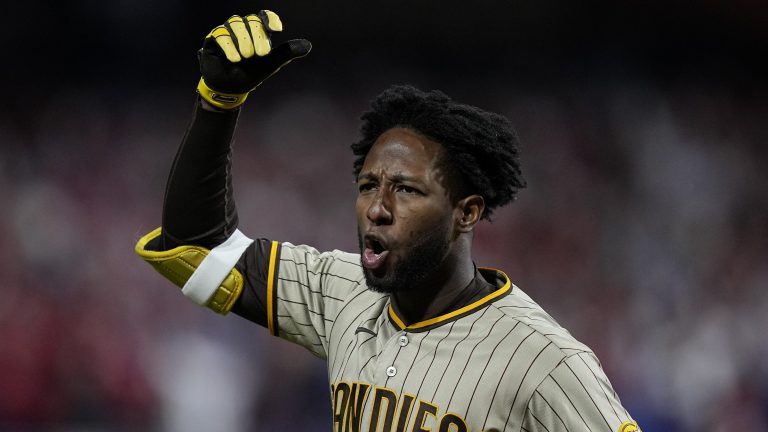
[360,127,444,176]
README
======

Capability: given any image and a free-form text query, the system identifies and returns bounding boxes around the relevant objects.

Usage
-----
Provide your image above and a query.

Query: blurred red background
[1,1,766,430]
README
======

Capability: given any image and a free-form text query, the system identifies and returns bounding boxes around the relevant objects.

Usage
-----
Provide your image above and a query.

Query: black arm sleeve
[160,99,274,325]
[161,100,241,250]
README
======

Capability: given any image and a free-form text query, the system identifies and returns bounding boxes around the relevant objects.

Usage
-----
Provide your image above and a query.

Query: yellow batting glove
[197,11,311,110]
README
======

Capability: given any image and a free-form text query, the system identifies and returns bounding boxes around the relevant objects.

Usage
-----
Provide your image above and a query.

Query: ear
[455,195,485,233]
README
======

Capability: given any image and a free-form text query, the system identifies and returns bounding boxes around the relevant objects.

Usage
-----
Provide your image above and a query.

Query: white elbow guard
[134,227,254,314]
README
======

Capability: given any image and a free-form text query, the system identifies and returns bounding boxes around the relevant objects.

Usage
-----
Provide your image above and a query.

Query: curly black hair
[351,84,526,220]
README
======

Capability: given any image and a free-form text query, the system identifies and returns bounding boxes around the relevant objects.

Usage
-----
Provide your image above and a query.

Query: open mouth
[369,238,386,255]
[362,235,389,270]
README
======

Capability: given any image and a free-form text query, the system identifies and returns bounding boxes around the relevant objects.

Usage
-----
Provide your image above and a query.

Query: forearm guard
[135,227,253,314]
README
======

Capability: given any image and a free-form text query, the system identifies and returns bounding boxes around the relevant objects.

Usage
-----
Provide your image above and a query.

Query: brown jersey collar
[387,268,512,332]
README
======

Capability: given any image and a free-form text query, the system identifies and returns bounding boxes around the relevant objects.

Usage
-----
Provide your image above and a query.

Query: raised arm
[164,11,312,249]
[135,11,311,313]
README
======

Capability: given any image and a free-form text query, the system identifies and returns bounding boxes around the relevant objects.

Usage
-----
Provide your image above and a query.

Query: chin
[362,261,437,295]
[361,267,398,294]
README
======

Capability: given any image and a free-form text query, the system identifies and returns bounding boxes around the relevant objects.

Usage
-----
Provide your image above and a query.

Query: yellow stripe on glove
[197,10,311,110]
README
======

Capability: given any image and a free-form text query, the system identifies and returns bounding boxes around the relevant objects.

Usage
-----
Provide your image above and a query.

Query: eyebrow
[357,172,377,182]
[356,172,423,184]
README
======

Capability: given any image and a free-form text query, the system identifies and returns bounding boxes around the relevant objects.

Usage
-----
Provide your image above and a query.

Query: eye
[396,185,421,194]
[358,182,377,193]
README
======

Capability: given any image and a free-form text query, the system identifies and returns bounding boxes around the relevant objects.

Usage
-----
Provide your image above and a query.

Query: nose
[366,190,393,225]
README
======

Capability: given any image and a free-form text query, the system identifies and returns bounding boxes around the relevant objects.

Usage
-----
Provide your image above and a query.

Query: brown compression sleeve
[161,100,241,250]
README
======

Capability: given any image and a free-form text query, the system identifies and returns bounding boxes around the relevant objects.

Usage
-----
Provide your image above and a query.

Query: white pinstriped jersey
[247,240,640,432]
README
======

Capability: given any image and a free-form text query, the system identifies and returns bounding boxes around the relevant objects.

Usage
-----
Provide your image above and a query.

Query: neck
[391,247,477,325]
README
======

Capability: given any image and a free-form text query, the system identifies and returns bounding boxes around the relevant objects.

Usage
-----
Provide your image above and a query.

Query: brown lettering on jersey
[333,382,352,431]
[438,413,468,432]
[368,387,397,432]
[394,394,415,432]
[347,383,371,432]
[411,400,438,432]
[330,382,468,432]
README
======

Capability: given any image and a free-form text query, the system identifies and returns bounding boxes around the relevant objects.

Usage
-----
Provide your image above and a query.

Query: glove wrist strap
[197,78,248,110]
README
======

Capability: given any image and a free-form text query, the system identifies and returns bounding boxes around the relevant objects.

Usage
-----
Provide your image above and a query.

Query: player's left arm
[521,351,640,432]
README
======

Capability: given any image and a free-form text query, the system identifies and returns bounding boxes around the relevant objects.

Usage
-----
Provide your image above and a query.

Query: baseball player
[135,11,641,432]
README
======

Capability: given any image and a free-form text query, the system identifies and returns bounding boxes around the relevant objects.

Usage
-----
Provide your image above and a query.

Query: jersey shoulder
[279,242,368,297]
[492,284,592,357]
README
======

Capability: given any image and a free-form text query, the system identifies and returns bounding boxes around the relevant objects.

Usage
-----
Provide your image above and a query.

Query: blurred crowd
[0,75,766,432]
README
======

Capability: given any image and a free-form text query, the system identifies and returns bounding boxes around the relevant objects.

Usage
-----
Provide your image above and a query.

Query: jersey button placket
[398,335,409,347]
[386,334,409,378]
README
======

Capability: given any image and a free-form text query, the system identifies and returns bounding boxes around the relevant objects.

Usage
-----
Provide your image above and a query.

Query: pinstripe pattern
[260,242,638,431]
[521,352,634,432]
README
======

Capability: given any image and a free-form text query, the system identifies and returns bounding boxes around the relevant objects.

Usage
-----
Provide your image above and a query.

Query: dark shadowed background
[1,1,767,430]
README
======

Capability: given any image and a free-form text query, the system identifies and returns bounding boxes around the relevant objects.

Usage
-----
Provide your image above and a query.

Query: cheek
[402,207,453,239]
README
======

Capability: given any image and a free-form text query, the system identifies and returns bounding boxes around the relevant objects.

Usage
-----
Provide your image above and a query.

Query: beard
[358,222,452,294]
